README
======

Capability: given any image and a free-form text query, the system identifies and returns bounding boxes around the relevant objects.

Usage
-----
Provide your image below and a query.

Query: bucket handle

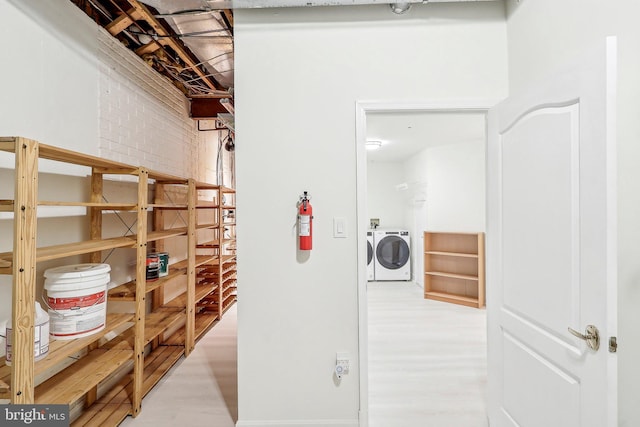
[41,293,105,318]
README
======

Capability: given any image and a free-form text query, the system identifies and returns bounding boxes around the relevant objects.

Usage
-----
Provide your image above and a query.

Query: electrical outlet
[335,352,350,379]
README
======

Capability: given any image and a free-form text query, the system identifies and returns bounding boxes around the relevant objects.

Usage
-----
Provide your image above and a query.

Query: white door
[487,38,617,426]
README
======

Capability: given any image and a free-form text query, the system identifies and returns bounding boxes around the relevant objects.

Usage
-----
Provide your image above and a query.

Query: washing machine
[367,231,375,281]
[374,230,411,281]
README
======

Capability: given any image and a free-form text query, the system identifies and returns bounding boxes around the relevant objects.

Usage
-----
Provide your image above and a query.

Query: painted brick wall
[97,28,231,183]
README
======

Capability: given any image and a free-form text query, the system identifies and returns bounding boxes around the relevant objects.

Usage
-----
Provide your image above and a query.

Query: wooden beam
[135,40,163,56]
[221,10,234,34]
[190,98,228,119]
[105,8,143,36]
[126,0,222,92]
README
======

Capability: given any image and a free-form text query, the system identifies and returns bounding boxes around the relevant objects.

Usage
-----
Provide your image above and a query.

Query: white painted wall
[234,3,507,425]
[366,161,407,230]
[0,0,231,357]
[505,1,640,425]
[423,140,486,232]
[0,0,99,175]
[403,139,486,287]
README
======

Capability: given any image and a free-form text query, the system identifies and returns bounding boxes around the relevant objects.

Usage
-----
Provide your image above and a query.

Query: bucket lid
[44,263,111,280]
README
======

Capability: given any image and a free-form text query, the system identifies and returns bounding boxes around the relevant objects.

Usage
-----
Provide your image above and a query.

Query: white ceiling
[365,111,486,162]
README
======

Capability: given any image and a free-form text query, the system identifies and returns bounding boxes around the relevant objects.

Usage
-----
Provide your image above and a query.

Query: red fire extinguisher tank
[298,192,312,250]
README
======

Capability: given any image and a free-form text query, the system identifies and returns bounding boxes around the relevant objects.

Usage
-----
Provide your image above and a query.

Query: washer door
[367,240,374,266]
[376,236,409,270]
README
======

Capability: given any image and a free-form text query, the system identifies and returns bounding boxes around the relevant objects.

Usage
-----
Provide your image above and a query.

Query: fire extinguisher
[298,191,313,250]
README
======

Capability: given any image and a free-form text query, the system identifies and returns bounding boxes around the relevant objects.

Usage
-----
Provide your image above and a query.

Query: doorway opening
[355,100,495,426]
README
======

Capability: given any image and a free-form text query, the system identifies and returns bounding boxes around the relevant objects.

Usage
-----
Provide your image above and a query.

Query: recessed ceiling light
[366,140,382,150]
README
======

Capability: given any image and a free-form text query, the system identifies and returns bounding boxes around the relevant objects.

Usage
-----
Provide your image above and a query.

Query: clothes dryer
[373,230,411,281]
[367,231,375,281]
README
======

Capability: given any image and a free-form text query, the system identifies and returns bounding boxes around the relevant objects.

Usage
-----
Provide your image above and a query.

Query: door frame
[355,99,501,426]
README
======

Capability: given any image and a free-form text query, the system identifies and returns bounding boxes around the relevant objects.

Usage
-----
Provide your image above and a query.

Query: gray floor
[121,282,487,426]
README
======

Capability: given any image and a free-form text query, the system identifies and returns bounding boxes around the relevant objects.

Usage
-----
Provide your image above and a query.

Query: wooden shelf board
[171,255,219,270]
[161,328,185,346]
[163,310,219,346]
[194,255,219,268]
[150,204,188,210]
[222,280,237,292]
[195,182,218,190]
[0,200,14,212]
[195,202,219,208]
[38,201,137,210]
[36,143,139,173]
[145,310,184,345]
[35,313,133,376]
[425,251,478,258]
[70,376,132,427]
[196,240,220,248]
[424,291,482,308]
[160,283,217,308]
[194,311,220,341]
[220,186,235,193]
[196,222,219,230]
[35,340,133,404]
[425,271,478,281]
[0,236,136,264]
[147,228,188,241]
[147,170,188,184]
[425,231,482,237]
[222,281,237,291]
[108,270,186,301]
[142,345,184,397]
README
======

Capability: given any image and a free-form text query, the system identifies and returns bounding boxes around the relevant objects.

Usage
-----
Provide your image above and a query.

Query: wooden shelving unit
[196,187,237,332]
[423,231,485,308]
[0,136,237,425]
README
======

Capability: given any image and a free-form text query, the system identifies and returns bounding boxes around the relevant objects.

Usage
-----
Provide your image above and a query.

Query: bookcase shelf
[423,231,485,308]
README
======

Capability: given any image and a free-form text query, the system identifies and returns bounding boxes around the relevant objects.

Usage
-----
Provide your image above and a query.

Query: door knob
[568,325,600,351]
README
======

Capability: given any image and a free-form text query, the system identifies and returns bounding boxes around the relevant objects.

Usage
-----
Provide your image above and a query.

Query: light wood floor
[120,305,238,426]
[368,281,488,427]
[121,283,487,426]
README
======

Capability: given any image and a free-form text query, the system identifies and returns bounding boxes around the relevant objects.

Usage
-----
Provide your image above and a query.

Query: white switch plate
[333,217,347,238]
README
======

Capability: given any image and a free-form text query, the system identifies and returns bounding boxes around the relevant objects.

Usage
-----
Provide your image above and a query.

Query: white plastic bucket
[44,263,110,340]
[3,302,50,366]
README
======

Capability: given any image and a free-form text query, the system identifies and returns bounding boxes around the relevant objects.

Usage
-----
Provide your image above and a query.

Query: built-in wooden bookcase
[423,231,485,309]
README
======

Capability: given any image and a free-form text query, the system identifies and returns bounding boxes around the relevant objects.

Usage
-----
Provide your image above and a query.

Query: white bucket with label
[3,302,50,366]
[44,263,110,340]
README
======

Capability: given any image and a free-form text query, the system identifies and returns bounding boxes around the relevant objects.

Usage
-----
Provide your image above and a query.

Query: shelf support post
[132,167,149,416]
[85,168,104,408]
[185,179,196,355]
[11,137,38,404]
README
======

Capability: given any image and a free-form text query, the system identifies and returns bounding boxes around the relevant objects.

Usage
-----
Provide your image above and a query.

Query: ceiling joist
[72,0,233,101]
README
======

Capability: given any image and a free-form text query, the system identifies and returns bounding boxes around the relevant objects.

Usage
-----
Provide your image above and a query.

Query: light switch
[333,217,347,238]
